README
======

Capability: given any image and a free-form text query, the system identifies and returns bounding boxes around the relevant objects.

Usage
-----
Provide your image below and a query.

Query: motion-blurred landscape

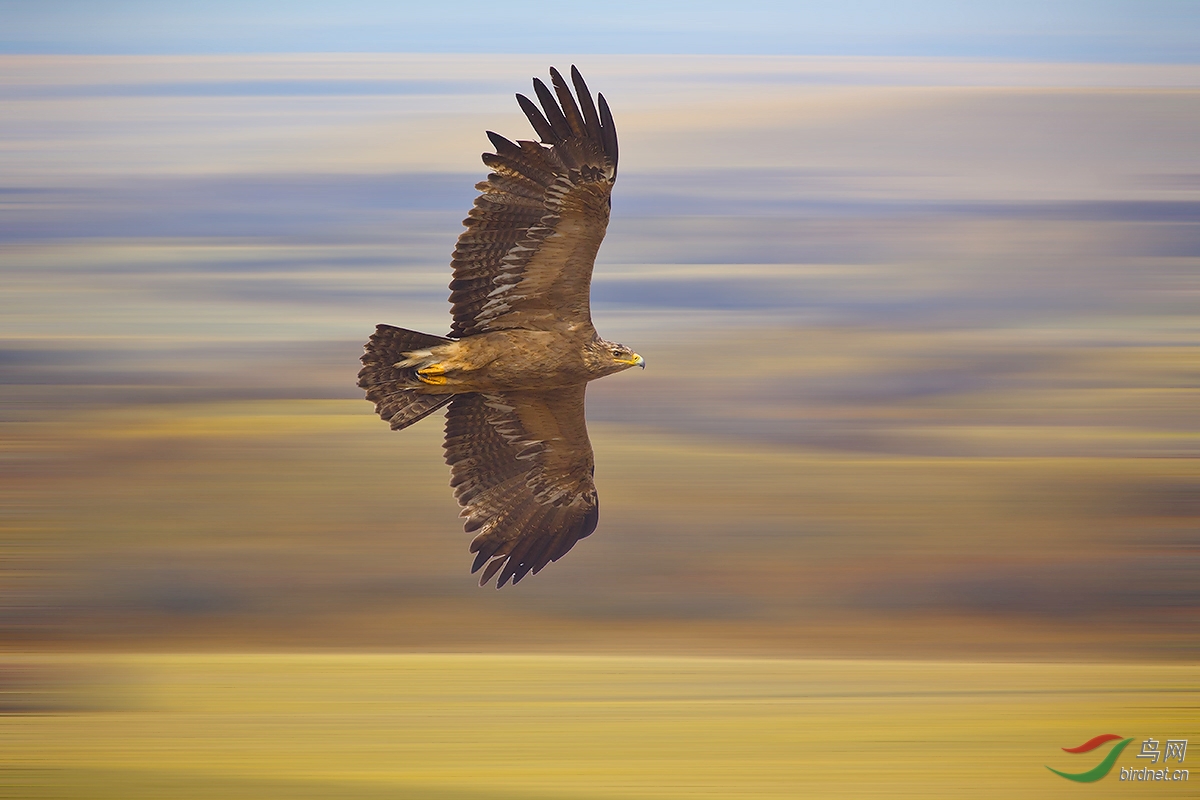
[3,43,1199,799]
[3,54,1198,658]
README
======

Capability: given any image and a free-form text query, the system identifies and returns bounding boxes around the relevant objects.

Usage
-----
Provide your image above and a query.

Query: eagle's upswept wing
[443,386,599,588]
[449,66,618,337]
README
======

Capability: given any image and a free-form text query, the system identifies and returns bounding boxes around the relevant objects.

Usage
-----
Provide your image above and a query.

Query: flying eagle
[357,67,642,588]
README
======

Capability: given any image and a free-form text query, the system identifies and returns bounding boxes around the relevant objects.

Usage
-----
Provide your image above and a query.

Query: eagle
[357,67,642,588]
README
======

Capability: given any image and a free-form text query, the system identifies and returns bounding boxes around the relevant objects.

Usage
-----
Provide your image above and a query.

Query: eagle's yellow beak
[628,353,645,369]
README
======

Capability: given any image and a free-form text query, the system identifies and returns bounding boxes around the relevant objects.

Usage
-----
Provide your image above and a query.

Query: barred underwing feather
[449,67,617,339]
[443,388,598,588]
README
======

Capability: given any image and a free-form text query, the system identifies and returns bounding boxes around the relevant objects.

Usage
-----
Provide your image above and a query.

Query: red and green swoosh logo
[1047,734,1134,782]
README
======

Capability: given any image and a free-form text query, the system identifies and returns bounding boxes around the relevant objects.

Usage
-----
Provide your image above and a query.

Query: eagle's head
[587,338,645,377]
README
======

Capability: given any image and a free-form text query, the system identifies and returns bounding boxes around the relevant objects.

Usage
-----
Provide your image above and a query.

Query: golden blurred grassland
[1,653,1197,799]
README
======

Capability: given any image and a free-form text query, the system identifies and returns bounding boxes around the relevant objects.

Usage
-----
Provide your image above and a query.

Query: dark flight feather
[549,67,586,138]
[570,66,604,145]
[448,68,617,339]
[444,388,599,588]
[516,93,556,144]
[358,325,454,430]
[533,77,573,141]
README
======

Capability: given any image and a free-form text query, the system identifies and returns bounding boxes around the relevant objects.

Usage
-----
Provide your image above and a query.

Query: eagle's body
[392,327,634,394]
[358,67,642,588]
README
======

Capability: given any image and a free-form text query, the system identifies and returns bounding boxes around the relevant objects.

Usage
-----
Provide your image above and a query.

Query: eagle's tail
[358,324,455,430]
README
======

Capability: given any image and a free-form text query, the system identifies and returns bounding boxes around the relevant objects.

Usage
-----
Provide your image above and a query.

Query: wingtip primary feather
[549,66,587,138]
[516,93,556,144]
[516,69,616,174]
[532,77,573,141]
[479,557,505,587]
[569,66,604,145]
[486,130,518,155]
[597,93,618,174]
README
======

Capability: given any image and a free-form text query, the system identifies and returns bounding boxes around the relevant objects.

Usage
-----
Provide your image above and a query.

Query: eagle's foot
[416,364,448,386]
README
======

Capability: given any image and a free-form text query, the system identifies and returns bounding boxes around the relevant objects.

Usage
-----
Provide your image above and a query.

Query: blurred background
[4,6,1199,798]
[2,3,1198,661]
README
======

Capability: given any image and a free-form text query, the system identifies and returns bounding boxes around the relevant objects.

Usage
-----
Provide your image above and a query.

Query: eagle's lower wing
[449,66,618,337]
[443,386,599,587]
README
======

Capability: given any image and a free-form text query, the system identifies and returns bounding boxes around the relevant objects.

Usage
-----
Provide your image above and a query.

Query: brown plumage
[357,67,643,587]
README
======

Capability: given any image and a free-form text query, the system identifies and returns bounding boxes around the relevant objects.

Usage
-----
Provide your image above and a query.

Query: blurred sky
[2,0,1199,61]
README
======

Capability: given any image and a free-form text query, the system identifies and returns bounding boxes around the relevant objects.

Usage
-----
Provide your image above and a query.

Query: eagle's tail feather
[359,324,455,430]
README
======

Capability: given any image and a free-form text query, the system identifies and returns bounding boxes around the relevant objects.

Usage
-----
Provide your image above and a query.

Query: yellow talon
[416,364,448,386]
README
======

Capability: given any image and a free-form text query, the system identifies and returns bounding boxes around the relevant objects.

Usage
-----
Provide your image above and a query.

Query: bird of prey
[358,67,643,588]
